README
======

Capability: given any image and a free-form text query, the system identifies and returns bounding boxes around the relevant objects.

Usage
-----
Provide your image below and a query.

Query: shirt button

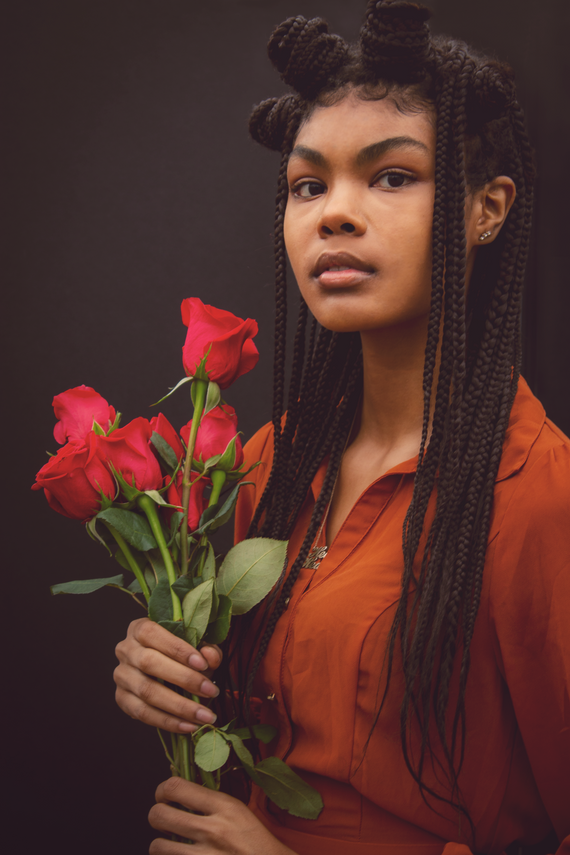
[284,597,290,607]
[267,692,276,701]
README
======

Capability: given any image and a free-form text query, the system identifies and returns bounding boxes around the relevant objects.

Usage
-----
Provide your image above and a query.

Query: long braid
[239,2,536,831]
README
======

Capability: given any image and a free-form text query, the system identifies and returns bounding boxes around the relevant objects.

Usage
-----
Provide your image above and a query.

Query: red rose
[181,298,259,389]
[166,471,209,532]
[32,434,115,521]
[96,417,163,492]
[53,385,116,445]
[181,404,244,471]
[149,413,185,463]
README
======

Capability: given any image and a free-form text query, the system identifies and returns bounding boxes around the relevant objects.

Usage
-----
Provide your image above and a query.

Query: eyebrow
[289,136,429,169]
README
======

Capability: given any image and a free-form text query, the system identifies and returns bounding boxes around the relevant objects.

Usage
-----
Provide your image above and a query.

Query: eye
[290,180,326,199]
[373,170,416,190]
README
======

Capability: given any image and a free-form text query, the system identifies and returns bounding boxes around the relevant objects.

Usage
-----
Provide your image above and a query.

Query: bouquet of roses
[33,297,322,823]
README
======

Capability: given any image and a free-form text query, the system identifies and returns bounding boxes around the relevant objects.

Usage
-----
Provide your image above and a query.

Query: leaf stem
[101,521,151,603]
[180,380,208,574]
[137,494,182,620]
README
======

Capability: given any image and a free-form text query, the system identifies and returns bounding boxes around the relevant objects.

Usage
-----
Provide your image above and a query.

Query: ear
[466,176,517,247]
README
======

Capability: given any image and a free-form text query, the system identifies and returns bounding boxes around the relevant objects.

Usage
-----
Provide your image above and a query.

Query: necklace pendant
[303,546,328,570]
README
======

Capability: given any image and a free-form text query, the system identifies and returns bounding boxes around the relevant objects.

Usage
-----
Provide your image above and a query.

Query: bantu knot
[360,0,433,83]
[267,15,349,101]
[249,94,301,151]
[468,62,516,126]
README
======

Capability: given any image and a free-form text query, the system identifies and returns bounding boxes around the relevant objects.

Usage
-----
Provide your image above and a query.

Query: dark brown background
[4,1,569,852]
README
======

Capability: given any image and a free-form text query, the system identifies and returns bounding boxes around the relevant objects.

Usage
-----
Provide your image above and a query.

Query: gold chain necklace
[302,407,358,570]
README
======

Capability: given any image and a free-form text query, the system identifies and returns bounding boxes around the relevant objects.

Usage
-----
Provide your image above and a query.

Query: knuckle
[138,679,157,705]
[129,616,150,638]
[137,648,156,674]
[162,776,185,800]
[148,803,167,830]
[134,699,151,723]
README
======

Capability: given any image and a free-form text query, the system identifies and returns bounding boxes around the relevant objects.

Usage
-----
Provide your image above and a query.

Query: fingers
[149,839,195,854]
[114,618,223,733]
[154,777,233,815]
[116,639,219,699]
[114,669,217,732]
[126,618,223,672]
[149,802,209,845]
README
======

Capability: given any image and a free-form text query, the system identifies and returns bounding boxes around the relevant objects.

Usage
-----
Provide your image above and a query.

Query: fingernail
[200,680,220,698]
[195,708,217,725]
[179,722,197,733]
[189,653,207,670]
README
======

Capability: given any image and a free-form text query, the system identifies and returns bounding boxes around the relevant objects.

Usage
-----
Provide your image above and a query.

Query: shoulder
[486,383,570,631]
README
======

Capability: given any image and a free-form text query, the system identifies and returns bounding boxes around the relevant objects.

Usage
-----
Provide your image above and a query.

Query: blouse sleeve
[234,420,274,545]
[488,442,570,846]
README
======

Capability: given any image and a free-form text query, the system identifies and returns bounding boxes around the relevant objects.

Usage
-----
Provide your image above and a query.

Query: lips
[312,251,375,278]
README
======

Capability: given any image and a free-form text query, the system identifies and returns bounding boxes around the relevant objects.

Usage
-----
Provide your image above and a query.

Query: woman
[113,2,570,853]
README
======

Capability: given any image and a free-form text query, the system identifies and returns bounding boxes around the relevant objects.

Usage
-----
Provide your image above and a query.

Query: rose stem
[137,495,182,620]
[101,521,151,603]
[180,379,208,575]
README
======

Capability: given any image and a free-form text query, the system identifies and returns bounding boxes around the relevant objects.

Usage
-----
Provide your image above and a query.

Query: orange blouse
[234,378,570,855]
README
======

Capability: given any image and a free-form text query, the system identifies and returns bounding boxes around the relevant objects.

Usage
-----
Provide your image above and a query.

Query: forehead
[293,93,435,157]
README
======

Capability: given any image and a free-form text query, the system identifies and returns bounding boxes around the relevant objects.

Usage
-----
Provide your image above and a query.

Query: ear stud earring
[479,230,492,241]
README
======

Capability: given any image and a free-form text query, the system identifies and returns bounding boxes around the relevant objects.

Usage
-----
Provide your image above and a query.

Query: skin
[114,91,515,853]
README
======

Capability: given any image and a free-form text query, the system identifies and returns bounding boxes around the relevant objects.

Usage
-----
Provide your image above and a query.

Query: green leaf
[202,594,232,644]
[97,509,157,552]
[148,577,174,623]
[151,375,193,406]
[86,516,112,554]
[147,548,169,582]
[158,619,186,639]
[171,576,193,599]
[194,728,230,772]
[151,431,180,471]
[195,483,242,536]
[246,757,323,819]
[224,733,254,769]
[128,578,142,593]
[185,625,198,648]
[216,538,287,615]
[232,724,277,745]
[204,381,221,416]
[51,575,124,596]
[182,578,214,645]
[201,543,216,582]
[167,512,184,547]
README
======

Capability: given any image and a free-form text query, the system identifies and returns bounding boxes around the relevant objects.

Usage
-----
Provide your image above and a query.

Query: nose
[318,186,366,238]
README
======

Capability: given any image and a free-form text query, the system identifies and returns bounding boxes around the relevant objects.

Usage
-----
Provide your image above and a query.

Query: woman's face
[284,92,436,334]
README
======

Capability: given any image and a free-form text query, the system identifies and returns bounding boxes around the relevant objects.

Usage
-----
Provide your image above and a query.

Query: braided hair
[226,0,535,824]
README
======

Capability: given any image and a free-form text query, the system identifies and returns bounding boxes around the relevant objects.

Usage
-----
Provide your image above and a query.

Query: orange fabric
[234,378,570,855]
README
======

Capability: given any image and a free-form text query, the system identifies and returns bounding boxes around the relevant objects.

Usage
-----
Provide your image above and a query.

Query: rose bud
[182,404,244,473]
[181,297,259,390]
[53,385,116,445]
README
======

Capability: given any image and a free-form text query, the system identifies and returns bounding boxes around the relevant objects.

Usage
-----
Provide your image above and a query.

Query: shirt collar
[310,376,544,500]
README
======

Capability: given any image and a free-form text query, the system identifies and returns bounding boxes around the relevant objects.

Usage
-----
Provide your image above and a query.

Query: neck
[357,316,434,457]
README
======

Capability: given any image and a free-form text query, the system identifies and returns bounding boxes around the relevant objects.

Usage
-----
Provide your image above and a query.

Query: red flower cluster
[33,387,185,522]
[34,299,257,528]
